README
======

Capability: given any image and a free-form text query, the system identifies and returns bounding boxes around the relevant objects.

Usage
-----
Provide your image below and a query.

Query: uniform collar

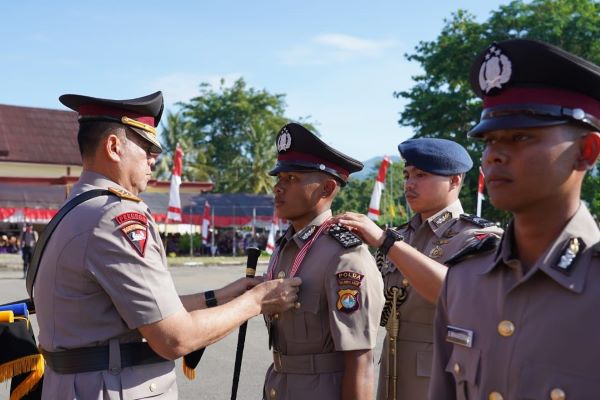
[291,209,332,246]
[484,203,600,293]
[422,200,464,238]
[71,170,136,199]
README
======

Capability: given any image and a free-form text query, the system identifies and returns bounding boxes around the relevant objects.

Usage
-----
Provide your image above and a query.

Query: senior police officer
[429,39,600,399]
[262,123,384,400]
[336,138,502,399]
[33,92,302,399]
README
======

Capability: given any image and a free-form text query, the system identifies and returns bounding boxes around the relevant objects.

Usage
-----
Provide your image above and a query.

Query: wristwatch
[379,228,404,256]
[204,290,218,308]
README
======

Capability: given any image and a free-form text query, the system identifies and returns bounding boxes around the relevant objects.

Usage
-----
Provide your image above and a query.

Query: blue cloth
[398,138,473,176]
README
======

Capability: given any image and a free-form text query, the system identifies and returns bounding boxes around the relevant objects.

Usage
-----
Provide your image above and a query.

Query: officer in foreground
[263,123,384,399]
[429,39,600,399]
[336,138,502,399]
[33,92,301,399]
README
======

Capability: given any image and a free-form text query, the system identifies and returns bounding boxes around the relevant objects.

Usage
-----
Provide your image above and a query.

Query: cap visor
[468,115,569,138]
[129,126,163,154]
[269,163,318,176]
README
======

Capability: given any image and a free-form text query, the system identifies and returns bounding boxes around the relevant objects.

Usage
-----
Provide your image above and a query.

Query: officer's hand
[334,212,385,247]
[251,277,302,315]
[217,277,263,304]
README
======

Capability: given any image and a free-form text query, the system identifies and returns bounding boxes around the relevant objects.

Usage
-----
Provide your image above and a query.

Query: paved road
[0,264,385,400]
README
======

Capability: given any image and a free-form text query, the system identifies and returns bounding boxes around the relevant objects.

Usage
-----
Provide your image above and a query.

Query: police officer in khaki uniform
[337,138,503,399]
[263,123,384,400]
[33,92,301,399]
[430,39,600,399]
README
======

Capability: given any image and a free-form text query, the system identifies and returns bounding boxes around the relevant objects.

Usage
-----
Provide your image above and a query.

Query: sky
[1,1,508,162]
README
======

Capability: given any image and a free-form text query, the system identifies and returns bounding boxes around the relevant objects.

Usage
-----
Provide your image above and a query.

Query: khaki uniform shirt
[430,203,600,400]
[377,200,503,400]
[263,210,384,400]
[34,171,184,400]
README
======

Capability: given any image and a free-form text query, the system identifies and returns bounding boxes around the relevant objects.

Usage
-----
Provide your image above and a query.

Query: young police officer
[263,123,384,400]
[429,39,600,399]
[337,138,502,399]
[33,92,301,399]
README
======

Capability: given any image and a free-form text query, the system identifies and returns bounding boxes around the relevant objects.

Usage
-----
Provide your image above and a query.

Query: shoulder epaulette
[460,213,496,228]
[108,187,142,202]
[445,233,500,266]
[328,223,362,248]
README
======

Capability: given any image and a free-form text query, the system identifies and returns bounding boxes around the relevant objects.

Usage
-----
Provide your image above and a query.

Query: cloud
[280,33,396,65]
[148,72,243,107]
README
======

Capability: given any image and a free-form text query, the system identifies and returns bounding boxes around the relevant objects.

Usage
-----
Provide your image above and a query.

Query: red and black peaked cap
[468,39,600,137]
[268,123,363,186]
[59,91,164,153]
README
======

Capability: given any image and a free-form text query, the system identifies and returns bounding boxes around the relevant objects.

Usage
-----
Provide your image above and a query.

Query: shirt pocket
[516,363,600,399]
[289,290,323,343]
[119,361,176,400]
[445,347,481,400]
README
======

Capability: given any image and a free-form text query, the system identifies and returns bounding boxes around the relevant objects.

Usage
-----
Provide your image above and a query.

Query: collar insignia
[108,187,142,202]
[432,211,452,228]
[554,237,585,274]
[478,45,512,94]
[298,225,316,241]
[277,127,292,152]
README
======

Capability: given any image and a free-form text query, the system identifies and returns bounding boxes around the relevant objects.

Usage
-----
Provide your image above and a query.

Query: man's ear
[576,131,600,171]
[321,178,338,199]
[104,132,126,163]
[449,174,462,190]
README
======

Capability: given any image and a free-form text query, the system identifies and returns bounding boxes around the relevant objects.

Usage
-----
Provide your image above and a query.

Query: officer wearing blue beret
[337,137,502,400]
[430,39,600,399]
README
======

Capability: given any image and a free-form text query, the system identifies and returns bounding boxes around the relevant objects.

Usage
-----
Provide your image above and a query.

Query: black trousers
[22,246,33,275]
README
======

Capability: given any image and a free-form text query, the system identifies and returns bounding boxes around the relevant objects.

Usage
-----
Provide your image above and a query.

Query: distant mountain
[352,155,402,180]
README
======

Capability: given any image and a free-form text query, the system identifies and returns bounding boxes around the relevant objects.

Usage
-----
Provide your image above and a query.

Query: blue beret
[398,138,473,176]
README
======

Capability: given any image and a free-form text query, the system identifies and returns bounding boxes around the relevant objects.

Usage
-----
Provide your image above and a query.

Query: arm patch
[460,213,496,228]
[328,223,362,248]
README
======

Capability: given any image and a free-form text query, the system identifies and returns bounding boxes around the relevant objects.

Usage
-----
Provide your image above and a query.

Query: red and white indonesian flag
[167,144,183,221]
[476,167,485,217]
[367,156,392,221]
[266,215,279,255]
[202,201,211,245]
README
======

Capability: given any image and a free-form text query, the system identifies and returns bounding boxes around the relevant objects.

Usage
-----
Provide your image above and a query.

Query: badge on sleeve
[115,212,149,257]
[336,289,360,313]
[336,271,364,287]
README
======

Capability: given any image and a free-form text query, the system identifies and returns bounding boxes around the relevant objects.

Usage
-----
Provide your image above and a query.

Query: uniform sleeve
[84,201,184,329]
[428,270,457,400]
[325,244,384,351]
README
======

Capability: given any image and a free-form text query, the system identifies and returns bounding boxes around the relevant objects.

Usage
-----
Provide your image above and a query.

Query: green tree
[396,0,600,221]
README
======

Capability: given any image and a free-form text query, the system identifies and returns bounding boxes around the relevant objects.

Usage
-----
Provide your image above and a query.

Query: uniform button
[497,320,515,337]
[294,301,301,309]
[272,313,279,320]
[149,383,157,392]
[402,278,409,286]
[269,388,277,398]
[453,362,461,375]
[277,271,286,279]
[488,392,504,400]
[550,388,566,400]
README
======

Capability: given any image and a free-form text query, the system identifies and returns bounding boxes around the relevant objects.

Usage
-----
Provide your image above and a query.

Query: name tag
[446,325,474,348]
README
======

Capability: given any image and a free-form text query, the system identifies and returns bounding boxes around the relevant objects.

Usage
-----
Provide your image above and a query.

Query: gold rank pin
[108,187,142,202]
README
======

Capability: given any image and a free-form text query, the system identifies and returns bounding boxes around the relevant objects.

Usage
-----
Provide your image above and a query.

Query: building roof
[0,103,81,165]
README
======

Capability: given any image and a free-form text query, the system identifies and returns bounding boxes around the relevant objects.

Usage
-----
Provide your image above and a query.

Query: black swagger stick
[230,247,261,400]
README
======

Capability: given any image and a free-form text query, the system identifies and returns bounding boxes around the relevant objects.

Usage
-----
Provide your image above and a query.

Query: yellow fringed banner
[0,354,44,400]
[182,362,196,380]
